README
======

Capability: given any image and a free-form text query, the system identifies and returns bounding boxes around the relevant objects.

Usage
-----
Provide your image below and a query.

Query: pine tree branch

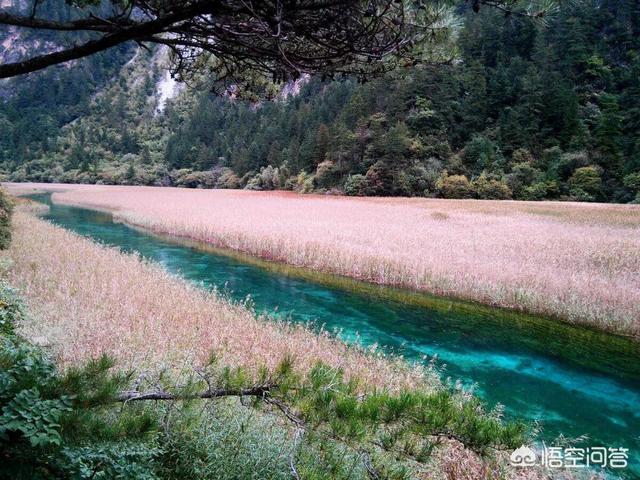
[117,384,273,402]
[0,11,119,32]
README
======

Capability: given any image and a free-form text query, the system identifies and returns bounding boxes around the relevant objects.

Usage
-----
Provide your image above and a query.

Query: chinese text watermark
[510,445,629,469]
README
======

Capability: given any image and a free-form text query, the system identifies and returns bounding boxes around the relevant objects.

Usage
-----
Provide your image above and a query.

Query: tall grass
[6,183,638,338]
[1,208,558,480]
[2,210,432,390]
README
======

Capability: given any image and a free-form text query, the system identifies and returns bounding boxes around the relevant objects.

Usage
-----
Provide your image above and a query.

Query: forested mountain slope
[2,0,640,202]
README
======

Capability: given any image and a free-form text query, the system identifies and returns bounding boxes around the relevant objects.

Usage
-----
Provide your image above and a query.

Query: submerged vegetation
[12,184,639,338]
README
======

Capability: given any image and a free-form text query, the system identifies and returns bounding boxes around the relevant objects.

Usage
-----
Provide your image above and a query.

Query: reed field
[5,182,640,338]
[2,208,433,390]
[6,182,639,338]
[1,204,553,480]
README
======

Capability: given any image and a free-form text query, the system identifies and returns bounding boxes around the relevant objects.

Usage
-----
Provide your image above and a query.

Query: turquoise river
[28,194,640,477]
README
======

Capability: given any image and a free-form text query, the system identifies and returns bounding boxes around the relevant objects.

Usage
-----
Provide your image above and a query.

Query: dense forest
[2,0,640,202]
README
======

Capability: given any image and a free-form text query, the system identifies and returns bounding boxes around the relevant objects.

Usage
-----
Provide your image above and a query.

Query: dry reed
[1,198,571,480]
[5,183,639,338]
[2,210,431,390]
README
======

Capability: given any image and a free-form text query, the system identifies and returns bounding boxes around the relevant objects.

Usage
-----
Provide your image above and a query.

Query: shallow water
[29,194,640,477]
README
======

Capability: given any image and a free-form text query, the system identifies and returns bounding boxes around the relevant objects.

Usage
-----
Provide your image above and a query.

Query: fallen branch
[117,384,273,402]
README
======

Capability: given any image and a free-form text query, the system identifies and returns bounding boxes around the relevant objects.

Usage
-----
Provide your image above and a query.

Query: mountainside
[2,0,640,202]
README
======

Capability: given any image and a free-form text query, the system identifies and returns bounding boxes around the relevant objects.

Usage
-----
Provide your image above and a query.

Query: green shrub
[0,282,158,479]
[436,174,475,199]
[245,165,280,190]
[510,148,535,166]
[623,172,640,192]
[344,174,368,196]
[398,161,439,197]
[58,443,160,480]
[521,182,550,201]
[0,189,13,250]
[292,171,315,193]
[462,135,505,174]
[473,173,512,200]
[550,151,590,182]
[0,283,22,335]
[507,162,542,198]
[365,161,395,196]
[157,402,293,479]
[314,160,340,189]
[569,165,602,200]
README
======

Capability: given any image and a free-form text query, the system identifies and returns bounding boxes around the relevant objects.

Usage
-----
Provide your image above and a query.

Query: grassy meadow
[4,208,428,389]
[0,198,553,479]
[6,182,639,338]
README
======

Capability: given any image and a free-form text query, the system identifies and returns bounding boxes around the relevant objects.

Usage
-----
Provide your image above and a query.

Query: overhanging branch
[0,0,551,86]
[0,11,119,32]
[0,0,220,78]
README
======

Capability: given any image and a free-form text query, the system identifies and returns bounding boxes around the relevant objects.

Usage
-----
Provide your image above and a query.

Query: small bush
[174,170,216,188]
[569,165,602,199]
[437,174,475,199]
[314,160,340,189]
[462,135,505,174]
[365,161,395,196]
[0,188,13,250]
[293,171,315,193]
[216,168,241,189]
[507,162,542,198]
[623,172,640,193]
[521,182,549,201]
[473,173,512,200]
[344,174,368,196]
[510,148,535,166]
[245,165,280,191]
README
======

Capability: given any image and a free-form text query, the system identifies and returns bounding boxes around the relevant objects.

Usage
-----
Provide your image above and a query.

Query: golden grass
[5,183,639,338]
[0,200,558,480]
[2,209,431,391]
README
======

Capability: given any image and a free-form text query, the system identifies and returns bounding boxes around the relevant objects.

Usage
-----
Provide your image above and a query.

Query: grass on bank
[7,183,638,338]
[0,195,537,479]
[0,282,530,480]
[4,208,426,388]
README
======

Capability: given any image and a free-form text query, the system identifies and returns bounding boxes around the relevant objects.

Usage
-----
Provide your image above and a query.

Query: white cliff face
[278,75,310,100]
[1,0,22,63]
[0,0,59,64]
[155,69,179,114]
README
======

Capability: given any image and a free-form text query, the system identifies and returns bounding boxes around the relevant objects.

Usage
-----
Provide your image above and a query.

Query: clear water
[29,194,640,477]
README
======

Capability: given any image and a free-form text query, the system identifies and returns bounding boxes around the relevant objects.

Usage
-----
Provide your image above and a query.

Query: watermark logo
[510,445,629,469]
[510,445,537,467]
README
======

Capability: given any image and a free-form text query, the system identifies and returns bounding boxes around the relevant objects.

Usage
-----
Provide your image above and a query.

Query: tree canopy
[0,0,546,94]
